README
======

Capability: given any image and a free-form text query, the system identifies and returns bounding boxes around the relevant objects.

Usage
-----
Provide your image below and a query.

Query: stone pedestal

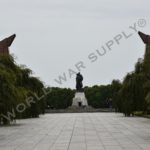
[72,92,88,107]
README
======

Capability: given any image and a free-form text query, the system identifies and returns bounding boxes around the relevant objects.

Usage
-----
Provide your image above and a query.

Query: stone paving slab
[0,113,150,150]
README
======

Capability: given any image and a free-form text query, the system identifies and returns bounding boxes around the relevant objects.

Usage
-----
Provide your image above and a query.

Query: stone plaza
[0,113,150,150]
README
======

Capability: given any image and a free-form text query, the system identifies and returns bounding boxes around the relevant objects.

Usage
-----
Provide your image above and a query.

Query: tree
[85,85,112,108]
[0,55,46,125]
[45,87,74,109]
[118,59,148,116]
[110,80,122,112]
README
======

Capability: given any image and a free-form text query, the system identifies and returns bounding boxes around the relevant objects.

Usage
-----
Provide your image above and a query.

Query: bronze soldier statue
[76,72,83,92]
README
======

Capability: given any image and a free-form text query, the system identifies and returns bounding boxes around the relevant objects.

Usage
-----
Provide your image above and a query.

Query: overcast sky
[0,0,149,88]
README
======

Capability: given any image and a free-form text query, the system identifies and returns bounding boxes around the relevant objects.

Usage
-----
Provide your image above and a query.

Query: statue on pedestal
[71,72,88,107]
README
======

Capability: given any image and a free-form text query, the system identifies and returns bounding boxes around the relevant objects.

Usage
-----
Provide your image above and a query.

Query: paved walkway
[0,113,150,150]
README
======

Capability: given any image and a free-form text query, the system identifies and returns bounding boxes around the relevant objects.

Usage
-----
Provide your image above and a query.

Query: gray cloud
[0,0,149,88]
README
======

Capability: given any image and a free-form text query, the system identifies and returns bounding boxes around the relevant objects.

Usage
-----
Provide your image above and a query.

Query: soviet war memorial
[0,1,150,150]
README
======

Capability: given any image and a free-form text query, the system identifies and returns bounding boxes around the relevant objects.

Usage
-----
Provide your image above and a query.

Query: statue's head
[138,31,150,45]
[0,34,16,55]
[77,72,80,75]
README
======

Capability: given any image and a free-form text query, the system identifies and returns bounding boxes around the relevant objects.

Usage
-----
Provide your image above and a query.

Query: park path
[0,113,150,150]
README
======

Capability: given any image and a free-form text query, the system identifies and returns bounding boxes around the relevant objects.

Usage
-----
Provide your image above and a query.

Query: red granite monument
[138,31,150,54]
[0,34,16,55]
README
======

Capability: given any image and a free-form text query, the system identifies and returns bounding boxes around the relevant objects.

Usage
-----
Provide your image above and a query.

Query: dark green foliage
[85,85,112,108]
[45,87,74,109]
[119,72,146,116]
[0,55,46,125]
[110,80,122,112]
[117,51,150,116]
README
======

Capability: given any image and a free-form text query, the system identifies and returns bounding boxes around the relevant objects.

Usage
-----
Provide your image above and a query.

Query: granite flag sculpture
[0,34,16,55]
[138,31,150,54]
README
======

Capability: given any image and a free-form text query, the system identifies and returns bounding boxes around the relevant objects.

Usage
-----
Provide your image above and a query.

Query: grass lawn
[134,111,150,119]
